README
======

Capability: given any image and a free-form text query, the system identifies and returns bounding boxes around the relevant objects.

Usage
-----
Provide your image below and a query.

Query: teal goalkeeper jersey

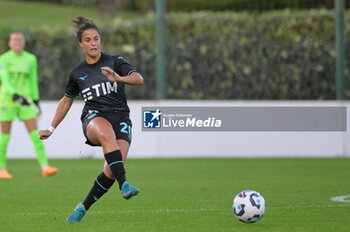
[0,50,39,106]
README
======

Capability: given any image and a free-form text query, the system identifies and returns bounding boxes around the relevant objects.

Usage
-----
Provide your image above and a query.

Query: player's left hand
[101,67,121,82]
[13,93,30,106]
[33,100,42,117]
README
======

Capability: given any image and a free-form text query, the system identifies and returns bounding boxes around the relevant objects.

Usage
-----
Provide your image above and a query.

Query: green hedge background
[14,0,350,12]
[0,10,349,100]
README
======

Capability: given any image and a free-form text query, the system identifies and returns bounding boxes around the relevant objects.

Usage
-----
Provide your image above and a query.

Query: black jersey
[65,53,136,119]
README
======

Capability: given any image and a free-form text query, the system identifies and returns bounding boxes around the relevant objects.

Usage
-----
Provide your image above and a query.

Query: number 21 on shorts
[120,122,132,140]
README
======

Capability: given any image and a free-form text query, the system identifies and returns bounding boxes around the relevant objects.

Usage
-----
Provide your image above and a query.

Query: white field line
[3,203,350,217]
[331,195,350,203]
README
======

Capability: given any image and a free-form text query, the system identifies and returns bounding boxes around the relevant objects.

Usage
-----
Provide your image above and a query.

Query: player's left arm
[29,56,41,115]
[29,56,39,101]
[101,68,143,85]
[101,56,143,85]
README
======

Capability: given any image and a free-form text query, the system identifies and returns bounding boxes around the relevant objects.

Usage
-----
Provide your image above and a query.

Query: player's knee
[98,130,116,145]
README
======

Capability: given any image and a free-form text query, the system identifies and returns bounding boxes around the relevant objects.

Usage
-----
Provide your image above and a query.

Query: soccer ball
[232,190,265,223]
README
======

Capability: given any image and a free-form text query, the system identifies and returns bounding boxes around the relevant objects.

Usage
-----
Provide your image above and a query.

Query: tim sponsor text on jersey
[81,81,118,101]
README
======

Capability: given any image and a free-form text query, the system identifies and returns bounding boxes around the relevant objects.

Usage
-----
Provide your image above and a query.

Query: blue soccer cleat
[122,181,140,200]
[66,203,86,223]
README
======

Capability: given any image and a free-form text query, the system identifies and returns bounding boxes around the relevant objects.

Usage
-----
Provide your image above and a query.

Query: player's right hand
[39,130,52,140]
[13,93,30,106]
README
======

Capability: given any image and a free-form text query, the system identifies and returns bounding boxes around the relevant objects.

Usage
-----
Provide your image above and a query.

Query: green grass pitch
[0,158,349,232]
[0,0,138,30]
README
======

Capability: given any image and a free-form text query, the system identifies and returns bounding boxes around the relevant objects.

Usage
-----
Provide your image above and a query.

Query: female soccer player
[0,32,57,178]
[39,16,143,223]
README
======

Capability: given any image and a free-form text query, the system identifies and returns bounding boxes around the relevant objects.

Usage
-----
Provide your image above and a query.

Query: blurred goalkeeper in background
[0,32,57,178]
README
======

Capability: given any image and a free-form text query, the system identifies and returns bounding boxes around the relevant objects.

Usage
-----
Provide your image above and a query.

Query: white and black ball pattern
[232,190,265,223]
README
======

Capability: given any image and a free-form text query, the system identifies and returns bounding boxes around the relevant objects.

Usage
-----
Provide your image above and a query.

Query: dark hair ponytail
[72,16,100,42]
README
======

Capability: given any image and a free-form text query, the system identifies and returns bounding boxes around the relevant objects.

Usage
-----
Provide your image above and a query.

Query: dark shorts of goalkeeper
[81,111,132,146]
[0,104,38,121]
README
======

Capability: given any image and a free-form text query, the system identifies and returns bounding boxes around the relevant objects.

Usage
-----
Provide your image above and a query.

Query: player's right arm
[0,56,16,95]
[0,55,30,105]
[39,71,79,140]
[39,96,75,140]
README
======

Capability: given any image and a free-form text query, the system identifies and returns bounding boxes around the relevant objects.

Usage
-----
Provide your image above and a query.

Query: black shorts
[82,111,132,146]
